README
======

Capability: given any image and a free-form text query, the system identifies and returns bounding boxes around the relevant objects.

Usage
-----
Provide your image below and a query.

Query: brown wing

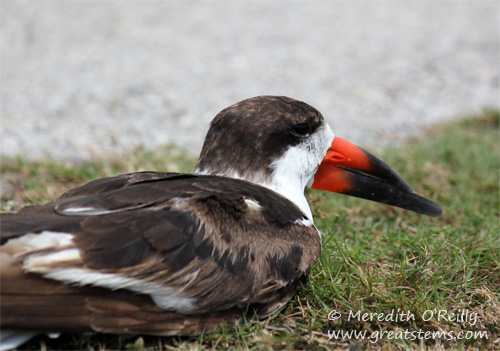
[1,172,321,335]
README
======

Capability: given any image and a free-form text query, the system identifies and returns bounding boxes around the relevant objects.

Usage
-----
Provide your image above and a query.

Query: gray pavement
[1,1,498,161]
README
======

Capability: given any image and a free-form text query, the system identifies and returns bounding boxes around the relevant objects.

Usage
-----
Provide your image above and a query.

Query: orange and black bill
[311,137,442,217]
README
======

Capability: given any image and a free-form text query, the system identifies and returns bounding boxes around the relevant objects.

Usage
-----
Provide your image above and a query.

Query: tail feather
[0,330,39,351]
[0,205,81,244]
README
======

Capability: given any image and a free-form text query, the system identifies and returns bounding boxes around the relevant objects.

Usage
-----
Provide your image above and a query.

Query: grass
[1,110,499,350]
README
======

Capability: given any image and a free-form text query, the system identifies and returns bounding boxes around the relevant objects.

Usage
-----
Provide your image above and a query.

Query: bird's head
[194,96,442,218]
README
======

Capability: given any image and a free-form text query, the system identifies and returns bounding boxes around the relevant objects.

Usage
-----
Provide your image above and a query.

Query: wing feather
[1,172,321,334]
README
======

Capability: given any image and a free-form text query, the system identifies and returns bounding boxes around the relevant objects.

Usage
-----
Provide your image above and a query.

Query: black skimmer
[0,96,441,349]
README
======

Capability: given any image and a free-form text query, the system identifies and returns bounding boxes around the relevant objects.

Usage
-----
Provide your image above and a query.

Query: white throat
[265,124,335,220]
[193,124,335,222]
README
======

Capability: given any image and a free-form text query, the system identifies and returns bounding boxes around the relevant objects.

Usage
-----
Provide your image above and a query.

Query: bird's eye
[292,123,310,136]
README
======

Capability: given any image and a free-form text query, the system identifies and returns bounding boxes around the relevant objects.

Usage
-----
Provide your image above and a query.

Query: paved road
[1,1,498,161]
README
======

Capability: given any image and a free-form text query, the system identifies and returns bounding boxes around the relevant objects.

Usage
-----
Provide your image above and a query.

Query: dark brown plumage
[1,172,320,335]
[0,96,441,349]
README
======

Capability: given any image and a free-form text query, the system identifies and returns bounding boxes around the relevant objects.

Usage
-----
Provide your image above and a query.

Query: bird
[0,96,441,349]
